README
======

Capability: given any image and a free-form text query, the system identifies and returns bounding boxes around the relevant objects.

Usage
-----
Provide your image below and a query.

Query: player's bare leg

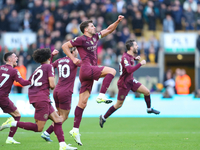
[96,67,116,104]
[69,90,90,146]
[137,84,160,114]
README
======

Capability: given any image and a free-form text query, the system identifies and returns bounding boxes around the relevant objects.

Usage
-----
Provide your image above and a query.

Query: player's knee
[114,103,123,109]
[144,90,150,96]
[80,102,87,109]
[14,110,21,117]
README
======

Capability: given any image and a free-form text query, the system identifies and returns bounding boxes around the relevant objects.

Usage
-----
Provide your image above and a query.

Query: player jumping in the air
[99,40,160,128]
[62,15,124,145]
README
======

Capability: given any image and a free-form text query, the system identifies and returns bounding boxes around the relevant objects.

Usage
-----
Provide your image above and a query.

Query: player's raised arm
[125,60,146,74]
[62,41,80,65]
[100,15,124,38]
[50,49,59,64]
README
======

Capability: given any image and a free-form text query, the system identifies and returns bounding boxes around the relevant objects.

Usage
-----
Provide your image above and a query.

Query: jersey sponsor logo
[87,44,97,51]
[124,59,129,66]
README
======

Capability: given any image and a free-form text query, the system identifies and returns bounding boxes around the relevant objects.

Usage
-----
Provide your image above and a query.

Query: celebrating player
[0,48,77,150]
[99,40,160,128]
[62,15,124,145]
[41,48,81,142]
[0,52,31,144]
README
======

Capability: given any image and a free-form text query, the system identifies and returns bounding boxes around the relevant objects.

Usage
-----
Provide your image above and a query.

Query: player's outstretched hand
[118,15,124,22]
[52,49,59,56]
[73,58,81,65]
[140,60,146,66]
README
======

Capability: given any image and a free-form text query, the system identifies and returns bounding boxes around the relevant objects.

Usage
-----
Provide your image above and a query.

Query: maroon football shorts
[117,81,141,101]
[0,97,17,113]
[53,89,72,110]
[32,101,55,121]
[79,65,104,94]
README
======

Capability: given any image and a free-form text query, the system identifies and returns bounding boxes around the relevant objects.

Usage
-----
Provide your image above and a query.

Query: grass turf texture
[0,117,199,150]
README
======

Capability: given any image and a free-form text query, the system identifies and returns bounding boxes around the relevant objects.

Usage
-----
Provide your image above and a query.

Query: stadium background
[0,0,200,116]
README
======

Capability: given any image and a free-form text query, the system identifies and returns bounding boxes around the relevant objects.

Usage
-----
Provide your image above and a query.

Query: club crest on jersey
[44,114,48,120]
[90,41,94,45]
[93,38,96,42]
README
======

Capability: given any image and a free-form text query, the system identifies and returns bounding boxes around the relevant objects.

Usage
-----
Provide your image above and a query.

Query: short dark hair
[4,52,14,62]
[125,40,136,51]
[80,20,93,33]
[32,48,51,63]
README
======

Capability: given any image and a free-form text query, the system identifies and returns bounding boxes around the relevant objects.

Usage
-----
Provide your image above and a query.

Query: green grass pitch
[0,117,200,150]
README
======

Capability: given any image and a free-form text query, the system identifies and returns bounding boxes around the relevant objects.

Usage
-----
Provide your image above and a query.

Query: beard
[133,49,138,54]
[13,62,17,67]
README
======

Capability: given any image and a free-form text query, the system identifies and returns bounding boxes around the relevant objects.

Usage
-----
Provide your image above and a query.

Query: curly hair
[32,48,51,63]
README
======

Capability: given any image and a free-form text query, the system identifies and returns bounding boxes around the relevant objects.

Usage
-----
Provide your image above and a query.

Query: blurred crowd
[0,0,193,68]
[1,0,200,68]
[0,0,198,95]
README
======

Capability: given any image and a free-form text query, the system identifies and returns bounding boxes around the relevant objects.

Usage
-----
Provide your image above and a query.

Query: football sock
[46,125,54,135]
[17,122,38,132]
[100,74,114,94]
[102,115,106,120]
[8,116,20,137]
[144,95,151,108]
[7,137,13,140]
[73,127,79,133]
[74,106,84,128]
[59,141,66,147]
[54,122,64,142]
[104,105,117,119]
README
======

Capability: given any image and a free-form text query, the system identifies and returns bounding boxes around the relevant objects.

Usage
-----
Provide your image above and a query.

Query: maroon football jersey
[0,64,30,97]
[117,53,141,88]
[28,64,54,103]
[52,57,79,93]
[70,32,102,66]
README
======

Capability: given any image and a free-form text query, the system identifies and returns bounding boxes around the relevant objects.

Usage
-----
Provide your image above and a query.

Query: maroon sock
[104,105,117,119]
[144,95,151,108]
[17,122,38,132]
[74,106,84,128]
[54,122,64,142]
[8,116,21,137]
[100,74,114,94]
[46,125,54,135]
